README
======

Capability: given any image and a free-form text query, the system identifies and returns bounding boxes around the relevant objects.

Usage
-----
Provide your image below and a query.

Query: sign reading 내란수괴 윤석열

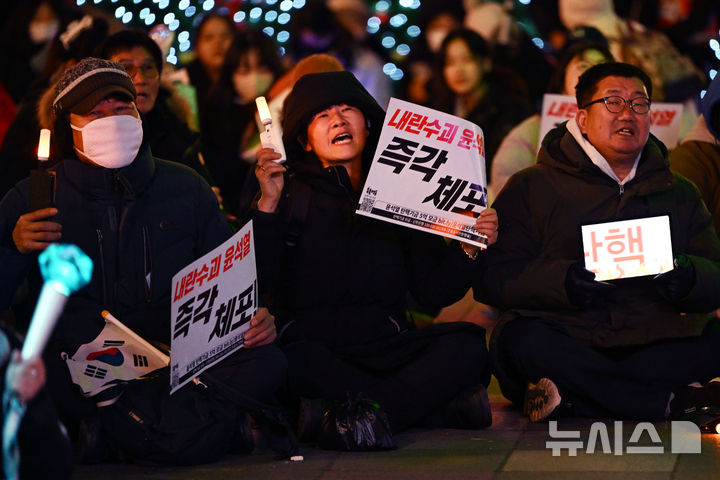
[169,220,257,393]
[357,97,489,249]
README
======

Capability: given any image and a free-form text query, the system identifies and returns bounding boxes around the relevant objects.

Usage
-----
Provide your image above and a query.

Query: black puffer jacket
[0,145,231,353]
[476,123,720,348]
[253,160,479,349]
[474,122,720,402]
[253,70,480,349]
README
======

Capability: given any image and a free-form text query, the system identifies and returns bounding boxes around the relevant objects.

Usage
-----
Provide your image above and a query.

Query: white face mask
[28,20,60,44]
[72,115,143,169]
[232,71,274,104]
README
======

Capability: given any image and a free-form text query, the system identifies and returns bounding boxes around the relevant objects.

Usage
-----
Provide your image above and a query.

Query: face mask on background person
[233,71,274,104]
[71,115,143,169]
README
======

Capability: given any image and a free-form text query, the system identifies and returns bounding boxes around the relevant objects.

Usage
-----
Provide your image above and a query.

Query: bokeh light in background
[82,0,719,87]
[85,0,423,81]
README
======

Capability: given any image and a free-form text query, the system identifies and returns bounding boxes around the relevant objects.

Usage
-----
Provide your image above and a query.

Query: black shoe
[444,384,492,429]
[523,378,562,423]
[229,411,254,454]
[296,397,334,442]
[76,416,111,464]
[671,381,720,417]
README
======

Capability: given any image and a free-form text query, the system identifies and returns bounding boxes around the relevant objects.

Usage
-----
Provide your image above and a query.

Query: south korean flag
[62,310,169,397]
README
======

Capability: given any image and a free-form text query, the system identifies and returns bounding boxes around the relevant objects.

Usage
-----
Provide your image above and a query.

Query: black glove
[654,254,695,301]
[565,262,616,307]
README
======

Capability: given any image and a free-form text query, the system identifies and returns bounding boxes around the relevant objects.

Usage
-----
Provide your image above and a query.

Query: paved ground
[73,376,720,480]
[74,295,720,479]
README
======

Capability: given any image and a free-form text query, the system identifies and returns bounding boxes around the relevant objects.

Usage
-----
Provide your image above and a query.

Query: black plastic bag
[318,395,396,451]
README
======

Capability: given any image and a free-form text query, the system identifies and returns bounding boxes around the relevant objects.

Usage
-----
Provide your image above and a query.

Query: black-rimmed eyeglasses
[582,95,651,114]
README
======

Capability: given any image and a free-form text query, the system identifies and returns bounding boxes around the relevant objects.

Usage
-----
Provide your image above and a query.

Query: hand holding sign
[472,208,498,245]
[565,262,615,308]
[243,307,277,348]
[654,254,696,301]
[357,98,489,248]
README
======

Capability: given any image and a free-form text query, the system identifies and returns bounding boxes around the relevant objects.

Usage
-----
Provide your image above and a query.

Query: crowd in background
[0,0,720,473]
[1,0,718,221]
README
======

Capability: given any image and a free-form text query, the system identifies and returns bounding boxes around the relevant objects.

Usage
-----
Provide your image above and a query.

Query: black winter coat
[253,161,479,350]
[0,145,232,354]
[475,123,720,348]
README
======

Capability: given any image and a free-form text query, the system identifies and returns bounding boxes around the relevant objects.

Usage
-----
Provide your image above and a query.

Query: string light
[87,0,427,81]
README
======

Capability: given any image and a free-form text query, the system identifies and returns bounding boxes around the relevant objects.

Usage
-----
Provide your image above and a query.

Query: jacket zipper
[96,229,108,305]
[618,183,624,196]
[142,226,152,302]
[331,167,358,206]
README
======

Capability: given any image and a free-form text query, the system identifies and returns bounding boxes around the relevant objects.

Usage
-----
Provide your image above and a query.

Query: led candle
[37,129,51,161]
[255,96,272,125]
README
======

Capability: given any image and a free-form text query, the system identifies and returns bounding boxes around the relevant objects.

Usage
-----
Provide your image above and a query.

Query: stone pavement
[73,295,720,479]
[74,376,720,480]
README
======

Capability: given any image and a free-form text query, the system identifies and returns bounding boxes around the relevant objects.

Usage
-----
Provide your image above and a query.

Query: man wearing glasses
[99,30,216,189]
[474,62,720,422]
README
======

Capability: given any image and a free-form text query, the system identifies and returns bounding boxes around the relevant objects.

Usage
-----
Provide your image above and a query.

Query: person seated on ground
[0,323,73,480]
[669,73,720,237]
[0,58,286,463]
[474,62,720,423]
[98,30,215,186]
[490,34,613,199]
[252,70,498,447]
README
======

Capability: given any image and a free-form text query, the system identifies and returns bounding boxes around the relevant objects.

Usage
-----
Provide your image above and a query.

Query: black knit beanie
[282,70,385,162]
[53,57,136,116]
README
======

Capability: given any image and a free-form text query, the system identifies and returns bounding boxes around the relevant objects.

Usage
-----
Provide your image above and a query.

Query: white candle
[37,129,51,161]
[255,96,272,125]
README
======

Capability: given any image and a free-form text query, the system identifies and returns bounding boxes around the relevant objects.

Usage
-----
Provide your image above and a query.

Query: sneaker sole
[523,378,562,423]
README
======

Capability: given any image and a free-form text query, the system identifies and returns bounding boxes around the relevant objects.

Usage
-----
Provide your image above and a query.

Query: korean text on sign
[581,215,673,281]
[170,221,257,393]
[357,97,488,249]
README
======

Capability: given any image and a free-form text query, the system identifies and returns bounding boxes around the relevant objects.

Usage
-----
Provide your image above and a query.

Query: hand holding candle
[255,96,286,163]
[29,129,56,211]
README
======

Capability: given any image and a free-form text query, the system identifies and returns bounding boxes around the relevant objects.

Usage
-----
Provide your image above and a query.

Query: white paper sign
[581,215,673,281]
[356,97,488,248]
[169,221,257,393]
[538,94,579,152]
[538,94,684,150]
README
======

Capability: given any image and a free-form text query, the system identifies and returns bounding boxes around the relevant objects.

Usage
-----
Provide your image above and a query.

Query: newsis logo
[545,421,702,456]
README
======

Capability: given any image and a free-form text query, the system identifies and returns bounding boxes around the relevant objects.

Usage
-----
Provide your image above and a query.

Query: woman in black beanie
[251,70,498,448]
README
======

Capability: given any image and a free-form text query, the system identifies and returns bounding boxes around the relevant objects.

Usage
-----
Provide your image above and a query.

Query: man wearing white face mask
[0,58,288,463]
